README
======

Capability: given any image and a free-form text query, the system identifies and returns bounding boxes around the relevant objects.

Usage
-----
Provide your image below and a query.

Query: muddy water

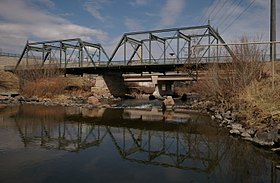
[0,104,280,183]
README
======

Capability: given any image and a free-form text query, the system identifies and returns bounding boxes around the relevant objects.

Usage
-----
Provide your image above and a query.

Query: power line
[221,0,257,33]
[216,0,243,28]
[205,0,233,25]
[200,0,221,25]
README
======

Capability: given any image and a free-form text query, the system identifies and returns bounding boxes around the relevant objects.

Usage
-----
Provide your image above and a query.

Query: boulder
[214,113,223,120]
[162,96,175,110]
[241,131,251,138]
[230,129,241,135]
[252,131,277,147]
[231,123,243,130]
[87,96,101,105]
[0,96,9,101]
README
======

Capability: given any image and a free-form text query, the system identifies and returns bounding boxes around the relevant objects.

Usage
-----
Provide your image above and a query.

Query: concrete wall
[102,72,127,98]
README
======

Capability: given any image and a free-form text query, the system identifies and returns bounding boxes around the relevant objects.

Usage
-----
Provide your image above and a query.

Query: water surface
[0,104,280,183]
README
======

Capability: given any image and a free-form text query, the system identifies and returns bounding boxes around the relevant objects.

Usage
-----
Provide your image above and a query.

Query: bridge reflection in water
[1,104,279,182]
[12,105,226,172]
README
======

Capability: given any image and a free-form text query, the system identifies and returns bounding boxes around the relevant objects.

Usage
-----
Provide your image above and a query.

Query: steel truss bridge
[8,24,235,75]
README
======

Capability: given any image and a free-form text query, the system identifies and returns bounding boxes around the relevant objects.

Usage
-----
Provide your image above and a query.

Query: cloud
[130,0,152,6]
[35,0,55,9]
[83,0,109,21]
[159,0,186,27]
[0,0,108,52]
[124,17,143,31]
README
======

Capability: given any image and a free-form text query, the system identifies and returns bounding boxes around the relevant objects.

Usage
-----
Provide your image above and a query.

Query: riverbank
[1,68,280,154]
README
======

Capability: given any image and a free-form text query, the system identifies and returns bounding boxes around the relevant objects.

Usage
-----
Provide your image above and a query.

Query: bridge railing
[2,56,233,72]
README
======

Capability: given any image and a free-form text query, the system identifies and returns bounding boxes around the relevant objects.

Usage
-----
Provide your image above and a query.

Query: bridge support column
[151,76,174,97]
[158,81,174,96]
[102,72,127,98]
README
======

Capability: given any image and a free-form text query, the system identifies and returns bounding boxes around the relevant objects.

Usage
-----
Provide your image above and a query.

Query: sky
[0,0,279,54]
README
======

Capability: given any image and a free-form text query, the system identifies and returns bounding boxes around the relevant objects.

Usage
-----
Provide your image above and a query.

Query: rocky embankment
[0,94,118,108]
[191,100,280,151]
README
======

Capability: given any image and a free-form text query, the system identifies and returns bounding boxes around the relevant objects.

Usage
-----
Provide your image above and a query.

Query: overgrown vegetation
[17,67,94,99]
[191,37,279,129]
[0,70,20,91]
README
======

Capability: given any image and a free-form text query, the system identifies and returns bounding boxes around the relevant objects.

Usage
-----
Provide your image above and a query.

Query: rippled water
[0,104,280,183]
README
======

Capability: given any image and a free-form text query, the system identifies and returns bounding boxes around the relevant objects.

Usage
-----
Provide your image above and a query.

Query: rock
[231,123,243,130]
[87,96,100,105]
[230,129,241,135]
[214,113,223,120]
[246,129,256,136]
[0,96,9,101]
[252,137,274,147]
[252,131,277,147]
[223,118,233,125]
[242,137,253,141]
[241,131,251,138]
[223,110,232,119]
[271,147,280,152]
[162,96,175,110]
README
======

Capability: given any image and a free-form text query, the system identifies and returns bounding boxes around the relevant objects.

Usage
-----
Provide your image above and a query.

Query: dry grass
[21,77,68,98]
[21,76,96,99]
[0,71,20,91]
[187,37,280,128]
[193,37,266,109]
[237,76,280,128]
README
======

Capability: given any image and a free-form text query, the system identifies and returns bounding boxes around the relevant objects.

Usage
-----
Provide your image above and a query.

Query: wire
[221,0,257,33]
[200,0,221,25]
[204,0,232,25]
[216,0,243,27]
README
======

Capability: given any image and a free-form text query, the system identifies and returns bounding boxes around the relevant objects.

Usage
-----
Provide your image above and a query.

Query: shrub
[21,77,67,98]
[193,37,266,110]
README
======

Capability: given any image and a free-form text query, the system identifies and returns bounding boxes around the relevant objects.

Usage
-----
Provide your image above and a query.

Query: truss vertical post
[49,49,52,66]
[124,36,127,65]
[177,30,180,63]
[164,41,166,64]
[99,47,101,66]
[208,31,211,63]
[78,47,81,67]
[26,44,29,66]
[64,49,67,69]
[188,40,191,63]
[42,43,45,66]
[216,38,219,62]
[141,44,143,64]
[208,20,211,63]
[81,47,84,67]
[60,41,62,68]
[149,33,152,64]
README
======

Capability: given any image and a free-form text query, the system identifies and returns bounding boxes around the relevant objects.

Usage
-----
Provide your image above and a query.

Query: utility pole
[270,0,276,90]
[270,0,276,61]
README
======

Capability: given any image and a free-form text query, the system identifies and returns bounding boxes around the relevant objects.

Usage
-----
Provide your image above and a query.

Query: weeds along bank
[190,38,280,149]
[0,68,115,107]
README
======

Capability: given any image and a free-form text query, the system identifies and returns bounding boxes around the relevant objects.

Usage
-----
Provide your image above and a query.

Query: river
[0,103,280,183]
